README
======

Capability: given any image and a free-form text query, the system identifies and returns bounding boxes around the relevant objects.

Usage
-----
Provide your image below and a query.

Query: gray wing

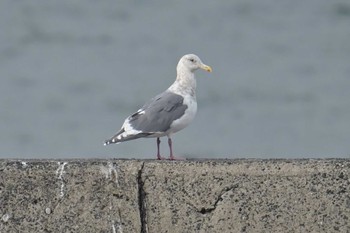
[128,91,188,133]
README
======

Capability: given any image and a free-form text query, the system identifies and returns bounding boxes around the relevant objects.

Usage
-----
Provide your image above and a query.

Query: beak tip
[202,65,212,73]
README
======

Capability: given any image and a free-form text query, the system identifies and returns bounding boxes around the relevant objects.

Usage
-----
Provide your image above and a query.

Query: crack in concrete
[197,184,239,214]
[137,162,148,233]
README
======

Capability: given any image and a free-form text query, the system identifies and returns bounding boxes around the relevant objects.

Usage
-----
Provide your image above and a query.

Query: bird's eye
[189,58,195,62]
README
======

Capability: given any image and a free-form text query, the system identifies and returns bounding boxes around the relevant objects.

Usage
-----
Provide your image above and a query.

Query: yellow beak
[200,64,212,72]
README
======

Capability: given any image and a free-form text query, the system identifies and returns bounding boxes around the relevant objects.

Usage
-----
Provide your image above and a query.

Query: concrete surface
[0,159,349,233]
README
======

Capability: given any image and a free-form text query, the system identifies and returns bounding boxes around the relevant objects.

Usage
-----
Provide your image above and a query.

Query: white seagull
[104,54,212,160]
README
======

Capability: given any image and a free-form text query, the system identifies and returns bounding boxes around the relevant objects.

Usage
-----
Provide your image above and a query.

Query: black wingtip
[104,140,110,146]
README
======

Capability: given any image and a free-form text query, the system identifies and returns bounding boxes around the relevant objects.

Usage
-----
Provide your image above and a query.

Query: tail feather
[104,128,152,146]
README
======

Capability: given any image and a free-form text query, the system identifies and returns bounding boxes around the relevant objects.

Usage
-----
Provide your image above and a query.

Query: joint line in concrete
[198,183,239,215]
[137,162,148,233]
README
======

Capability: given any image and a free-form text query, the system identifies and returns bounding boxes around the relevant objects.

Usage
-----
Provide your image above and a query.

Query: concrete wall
[0,159,349,233]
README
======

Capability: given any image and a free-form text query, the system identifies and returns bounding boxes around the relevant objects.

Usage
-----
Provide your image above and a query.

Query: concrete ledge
[0,159,349,233]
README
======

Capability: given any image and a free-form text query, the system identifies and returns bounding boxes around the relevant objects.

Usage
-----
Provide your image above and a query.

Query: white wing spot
[119,118,142,139]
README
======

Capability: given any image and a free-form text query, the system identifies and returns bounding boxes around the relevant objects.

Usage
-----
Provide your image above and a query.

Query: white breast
[168,94,197,135]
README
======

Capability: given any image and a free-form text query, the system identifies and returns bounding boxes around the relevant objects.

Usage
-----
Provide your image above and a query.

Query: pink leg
[168,137,185,160]
[156,137,166,160]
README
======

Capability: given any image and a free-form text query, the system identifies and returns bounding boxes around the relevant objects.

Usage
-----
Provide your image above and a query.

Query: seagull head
[177,54,212,73]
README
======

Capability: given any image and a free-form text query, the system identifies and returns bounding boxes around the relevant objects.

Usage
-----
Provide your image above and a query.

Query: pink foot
[169,155,186,161]
[157,155,167,160]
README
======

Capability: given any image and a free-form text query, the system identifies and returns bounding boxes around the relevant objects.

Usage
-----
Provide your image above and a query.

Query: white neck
[168,68,197,97]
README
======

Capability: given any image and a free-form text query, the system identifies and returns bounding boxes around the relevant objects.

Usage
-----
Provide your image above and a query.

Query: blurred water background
[1,0,350,159]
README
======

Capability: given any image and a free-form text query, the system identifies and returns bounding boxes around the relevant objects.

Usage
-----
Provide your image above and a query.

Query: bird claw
[169,155,186,161]
[156,155,186,160]
[157,155,167,160]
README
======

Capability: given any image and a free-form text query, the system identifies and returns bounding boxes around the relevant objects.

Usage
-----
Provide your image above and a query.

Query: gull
[104,54,212,160]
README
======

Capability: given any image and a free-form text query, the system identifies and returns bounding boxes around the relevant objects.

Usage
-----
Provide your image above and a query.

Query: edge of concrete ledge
[1,158,349,233]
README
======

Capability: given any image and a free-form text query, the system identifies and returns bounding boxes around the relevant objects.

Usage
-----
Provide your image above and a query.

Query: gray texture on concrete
[0,160,143,233]
[0,159,349,233]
